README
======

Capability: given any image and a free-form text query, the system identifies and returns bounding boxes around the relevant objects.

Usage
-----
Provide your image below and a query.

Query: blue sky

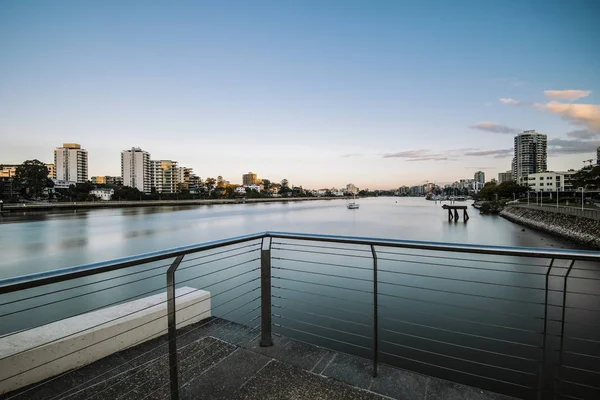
[1,0,599,189]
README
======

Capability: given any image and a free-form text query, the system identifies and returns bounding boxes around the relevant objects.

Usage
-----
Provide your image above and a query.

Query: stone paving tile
[310,348,337,374]
[230,360,386,400]
[244,335,331,371]
[425,378,517,400]
[369,363,429,400]
[0,373,76,400]
[181,347,271,400]
[321,351,375,390]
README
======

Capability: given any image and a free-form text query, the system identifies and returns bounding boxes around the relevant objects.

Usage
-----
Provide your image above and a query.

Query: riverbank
[500,206,600,249]
[0,196,345,213]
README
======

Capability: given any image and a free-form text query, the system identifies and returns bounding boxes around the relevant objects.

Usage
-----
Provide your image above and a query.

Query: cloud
[544,90,591,101]
[535,101,600,132]
[463,148,513,158]
[566,130,600,140]
[548,138,600,155]
[341,153,361,158]
[382,147,512,161]
[470,122,519,134]
[499,98,521,106]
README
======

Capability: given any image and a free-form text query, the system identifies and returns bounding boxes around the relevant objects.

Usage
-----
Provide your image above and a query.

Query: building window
[540,183,544,186]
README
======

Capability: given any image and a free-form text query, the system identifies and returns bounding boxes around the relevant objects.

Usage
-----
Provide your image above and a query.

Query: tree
[262,179,271,192]
[15,160,50,198]
[205,177,216,192]
[279,179,291,196]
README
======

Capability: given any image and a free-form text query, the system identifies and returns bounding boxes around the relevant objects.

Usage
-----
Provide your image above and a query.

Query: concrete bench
[0,286,211,394]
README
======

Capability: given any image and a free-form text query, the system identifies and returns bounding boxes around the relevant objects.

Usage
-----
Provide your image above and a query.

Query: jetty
[442,204,469,222]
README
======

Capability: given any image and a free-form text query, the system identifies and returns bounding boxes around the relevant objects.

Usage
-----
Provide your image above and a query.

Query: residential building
[498,171,513,184]
[242,172,258,186]
[512,130,547,184]
[245,184,261,192]
[92,176,122,185]
[0,165,18,178]
[490,178,498,184]
[234,186,247,195]
[121,148,152,193]
[46,164,55,179]
[526,171,577,192]
[474,171,485,185]
[52,180,74,189]
[151,160,178,193]
[90,188,114,201]
[346,183,358,194]
[54,143,88,184]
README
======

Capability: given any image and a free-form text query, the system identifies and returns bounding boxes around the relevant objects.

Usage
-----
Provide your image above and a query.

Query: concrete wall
[501,206,600,248]
[514,204,600,221]
[0,286,210,394]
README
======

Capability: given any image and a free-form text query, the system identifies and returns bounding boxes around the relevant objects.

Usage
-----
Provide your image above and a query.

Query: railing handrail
[0,231,266,294]
[266,231,600,261]
[2,230,599,295]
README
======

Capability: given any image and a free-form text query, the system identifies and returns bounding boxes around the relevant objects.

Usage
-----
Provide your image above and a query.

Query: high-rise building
[498,171,513,184]
[151,160,178,193]
[512,130,547,184]
[121,147,151,193]
[474,171,485,185]
[54,143,88,183]
[243,172,258,185]
[346,183,358,194]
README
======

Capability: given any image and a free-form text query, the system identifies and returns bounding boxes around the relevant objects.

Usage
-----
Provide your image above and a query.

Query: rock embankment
[501,206,600,248]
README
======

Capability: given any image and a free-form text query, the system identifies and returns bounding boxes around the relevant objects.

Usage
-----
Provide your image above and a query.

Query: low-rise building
[90,188,115,201]
[526,171,577,192]
[52,180,76,189]
[234,186,247,195]
[245,184,261,192]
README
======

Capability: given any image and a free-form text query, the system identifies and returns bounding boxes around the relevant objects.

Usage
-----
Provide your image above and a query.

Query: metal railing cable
[49,295,261,400]
[0,270,260,384]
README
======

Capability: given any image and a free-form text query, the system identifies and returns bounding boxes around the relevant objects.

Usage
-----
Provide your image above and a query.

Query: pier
[442,204,469,222]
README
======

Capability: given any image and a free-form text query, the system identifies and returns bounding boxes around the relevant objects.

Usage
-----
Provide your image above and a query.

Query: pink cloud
[543,90,591,101]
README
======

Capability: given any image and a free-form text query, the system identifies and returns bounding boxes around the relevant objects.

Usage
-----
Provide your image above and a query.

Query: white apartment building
[54,143,88,184]
[526,171,577,192]
[90,188,114,201]
[151,160,178,194]
[512,130,547,184]
[121,148,152,193]
[474,171,485,185]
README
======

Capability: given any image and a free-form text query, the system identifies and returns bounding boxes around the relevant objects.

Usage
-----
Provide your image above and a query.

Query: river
[1,198,596,399]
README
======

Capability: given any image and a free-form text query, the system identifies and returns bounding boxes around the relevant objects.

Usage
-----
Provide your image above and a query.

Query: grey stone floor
[1,318,518,400]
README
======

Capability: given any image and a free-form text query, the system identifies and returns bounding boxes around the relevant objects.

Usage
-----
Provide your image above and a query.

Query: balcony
[1,232,599,400]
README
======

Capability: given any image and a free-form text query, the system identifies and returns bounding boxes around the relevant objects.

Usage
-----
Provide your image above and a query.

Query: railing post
[371,244,378,378]
[554,260,575,400]
[260,237,273,347]
[538,258,554,400]
[167,255,184,400]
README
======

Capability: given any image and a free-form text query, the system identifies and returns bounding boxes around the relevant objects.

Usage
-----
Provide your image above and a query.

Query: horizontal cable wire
[272,247,373,261]
[382,328,538,362]
[0,275,260,379]
[377,302,541,334]
[559,380,600,390]
[272,304,371,328]
[561,365,600,375]
[16,291,261,400]
[564,335,600,344]
[380,315,540,348]
[272,285,374,308]
[126,316,261,400]
[179,242,260,265]
[272,294,372,318]
[379,290,548,322]
[273,315,371,340]
[56,300,261,400]
[380,351,535,390]
[272,276,373,295]
[0,261,173,308]
[272,266,372,283]
[272,257,371,272]
[177,248,260,272]
[272,241,372,253]
[379,278,548,306]
[175,258,259,285]
[274,323,371,351]
[562,351,600,360]
[381,339,537,376]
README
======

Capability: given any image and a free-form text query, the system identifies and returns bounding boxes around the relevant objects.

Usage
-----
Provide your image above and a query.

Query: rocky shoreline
[501,206,600,249]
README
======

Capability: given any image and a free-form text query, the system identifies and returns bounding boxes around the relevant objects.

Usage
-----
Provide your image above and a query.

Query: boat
[347,193,359,209]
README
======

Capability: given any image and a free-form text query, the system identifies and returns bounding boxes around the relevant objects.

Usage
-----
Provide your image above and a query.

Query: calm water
[1,198,596,399]
[0,197,579,278]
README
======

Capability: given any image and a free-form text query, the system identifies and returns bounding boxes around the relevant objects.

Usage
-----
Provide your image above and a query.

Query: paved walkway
[2,318,517,400]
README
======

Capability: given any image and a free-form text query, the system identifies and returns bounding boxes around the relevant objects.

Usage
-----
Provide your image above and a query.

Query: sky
[1,0,599,189]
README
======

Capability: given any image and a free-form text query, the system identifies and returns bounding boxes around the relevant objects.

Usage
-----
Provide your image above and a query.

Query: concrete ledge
[0,286,210,394]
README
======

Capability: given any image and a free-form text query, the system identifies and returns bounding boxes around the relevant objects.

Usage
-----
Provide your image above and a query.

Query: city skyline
[1,1,599,189]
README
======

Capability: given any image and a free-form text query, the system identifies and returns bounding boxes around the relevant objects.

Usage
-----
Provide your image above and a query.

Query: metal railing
[1,231,599,400]
[512,204,600,220]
